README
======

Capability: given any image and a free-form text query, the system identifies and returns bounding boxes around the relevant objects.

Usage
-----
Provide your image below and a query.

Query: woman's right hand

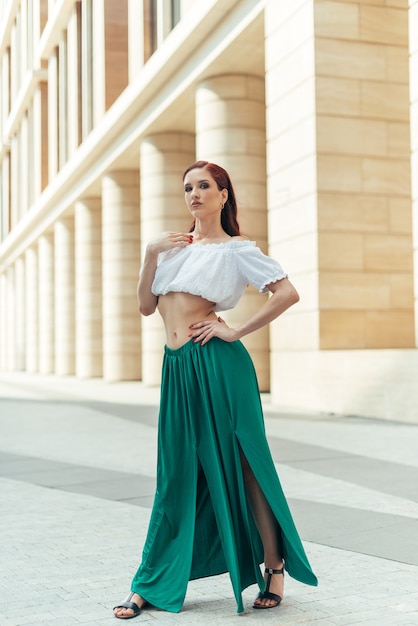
[148,231,193,255]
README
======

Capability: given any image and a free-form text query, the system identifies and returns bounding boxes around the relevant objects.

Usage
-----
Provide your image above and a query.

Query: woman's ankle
[264,558,283,569]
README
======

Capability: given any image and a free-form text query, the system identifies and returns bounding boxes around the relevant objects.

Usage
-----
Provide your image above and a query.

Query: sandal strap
[260,590,282,604]
[264,565,284,596]
[113,592,141,613]
[113,600,140,611]
[264,566,284,576]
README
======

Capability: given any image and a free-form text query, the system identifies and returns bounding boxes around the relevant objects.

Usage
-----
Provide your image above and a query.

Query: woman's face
[183,168,227,220]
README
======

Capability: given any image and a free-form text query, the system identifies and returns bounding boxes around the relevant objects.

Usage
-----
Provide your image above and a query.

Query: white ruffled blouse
[150,240,287,312]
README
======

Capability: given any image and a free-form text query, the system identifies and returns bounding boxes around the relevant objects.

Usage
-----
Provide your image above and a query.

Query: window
[81,0,93,138]
[144,0,157,62]
[171,0,180,29]
[143,0,181,62]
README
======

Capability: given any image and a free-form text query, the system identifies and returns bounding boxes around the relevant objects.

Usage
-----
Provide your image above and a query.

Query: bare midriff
[157,292,218,349]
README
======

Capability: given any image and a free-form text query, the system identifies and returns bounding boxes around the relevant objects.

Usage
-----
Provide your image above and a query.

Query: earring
[221,203,225,210]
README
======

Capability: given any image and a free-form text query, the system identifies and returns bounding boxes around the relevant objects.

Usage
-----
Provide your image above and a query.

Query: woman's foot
[253,562,285,609]
[113,592,146,619]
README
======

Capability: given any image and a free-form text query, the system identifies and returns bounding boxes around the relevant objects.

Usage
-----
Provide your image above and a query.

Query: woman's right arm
[137,231,193,316]
[137,247,159,316]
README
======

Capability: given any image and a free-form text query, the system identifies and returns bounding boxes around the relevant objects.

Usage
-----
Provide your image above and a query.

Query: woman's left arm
[189,278,299,346]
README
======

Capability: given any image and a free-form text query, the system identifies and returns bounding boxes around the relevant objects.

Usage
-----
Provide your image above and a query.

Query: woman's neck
[192,220,229,242]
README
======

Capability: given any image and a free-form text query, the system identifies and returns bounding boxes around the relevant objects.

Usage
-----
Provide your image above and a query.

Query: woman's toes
[113,593,144,618]
[114,607,132,617]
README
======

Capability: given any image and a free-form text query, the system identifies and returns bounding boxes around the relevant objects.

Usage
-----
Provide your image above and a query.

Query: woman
[113,161,317,619]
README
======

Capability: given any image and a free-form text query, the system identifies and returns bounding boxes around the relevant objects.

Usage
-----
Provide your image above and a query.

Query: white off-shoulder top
[150,240,287,312]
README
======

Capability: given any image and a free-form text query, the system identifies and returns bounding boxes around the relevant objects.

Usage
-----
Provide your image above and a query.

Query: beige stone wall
[315,0,414,351]
[265,0,416,415]
[1,0,418,421]
[264,0,319,368]
[410,0,418,342]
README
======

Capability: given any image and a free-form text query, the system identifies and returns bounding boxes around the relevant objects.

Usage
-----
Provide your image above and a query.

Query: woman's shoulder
[212,235,255,248]
[211,236,258,254]
[230,235,252,243]
[189,235,255,250]
[226,236,258,251]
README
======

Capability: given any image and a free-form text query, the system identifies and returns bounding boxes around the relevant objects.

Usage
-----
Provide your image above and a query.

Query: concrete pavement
[0,371,417,626]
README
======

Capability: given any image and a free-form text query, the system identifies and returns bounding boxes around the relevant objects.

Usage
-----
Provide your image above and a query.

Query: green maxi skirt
[131,338,317,613]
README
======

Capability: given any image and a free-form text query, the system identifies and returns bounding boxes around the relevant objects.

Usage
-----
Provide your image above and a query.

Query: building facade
[0,0,418,422]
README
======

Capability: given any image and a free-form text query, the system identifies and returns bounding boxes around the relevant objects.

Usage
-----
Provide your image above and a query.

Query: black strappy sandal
[113,592,144,619]
[253,566,284,609]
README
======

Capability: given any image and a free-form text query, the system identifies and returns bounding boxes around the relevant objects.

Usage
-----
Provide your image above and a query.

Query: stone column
[25,247,39,372]
[38,233,55,374]
[15,257,26,370]
[195,74,270,389]
[9,136,19,228]
[0,272,6,370]
[139,133,195,385]
[101,171,140,381]
[1,154,10,236]
[5,267,16,370]
[74,197,103,377]
[55,216,75,375]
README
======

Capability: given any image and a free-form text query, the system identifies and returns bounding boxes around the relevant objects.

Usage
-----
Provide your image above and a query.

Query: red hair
[182,161,241,236]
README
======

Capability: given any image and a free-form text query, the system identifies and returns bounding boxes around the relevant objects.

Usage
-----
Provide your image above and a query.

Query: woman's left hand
[189,317,239,346]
